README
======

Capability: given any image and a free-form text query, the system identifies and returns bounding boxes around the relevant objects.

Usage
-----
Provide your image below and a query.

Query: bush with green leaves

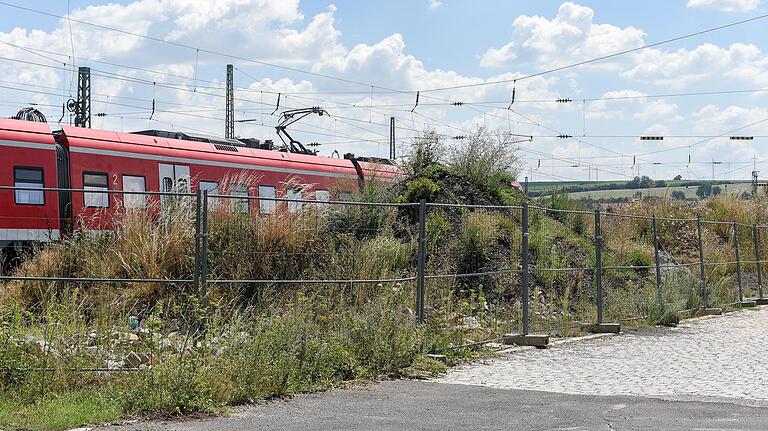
[626,249,653,274]
[458,211,499,274]
[670,190,686,200]
[401,177,439,203]
[447,127,522,190]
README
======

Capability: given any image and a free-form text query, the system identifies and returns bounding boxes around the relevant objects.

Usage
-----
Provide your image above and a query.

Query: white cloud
[479,1,768,93]
[686,0,761,12]
[0,0,344,69]
[643,123,671,136]
[623,43,768,88]
[164,0,303,40]
[633,100,683,122]
[480,2,645,69]
[1,0,767,179]
[626,43,768,90]
[316,33,490,94]
[690,104,768,134]
[428,0,443,10]
[316,32,562,95]
[683,105,768,173]
[0,0,354,141]
[585,90,646,120]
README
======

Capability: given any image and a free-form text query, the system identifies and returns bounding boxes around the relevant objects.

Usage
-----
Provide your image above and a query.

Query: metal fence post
[753,224,763,300]
[696,217,707,307]
[521,202,530,335]
[201,190,209,332]
[416,199,426,324]
[193,189,202,296]
[594,208,603,325]
[733,221,744,302]
[652,215,663,309]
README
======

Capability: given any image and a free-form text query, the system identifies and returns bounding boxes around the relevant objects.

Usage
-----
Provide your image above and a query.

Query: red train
[0,118,399,251]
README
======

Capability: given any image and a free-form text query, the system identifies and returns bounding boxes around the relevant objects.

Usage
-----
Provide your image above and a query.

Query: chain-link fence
[3,187,768,383]
[423,203,523,340]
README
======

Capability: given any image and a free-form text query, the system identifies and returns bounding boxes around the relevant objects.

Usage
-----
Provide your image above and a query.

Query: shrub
[458,211,499,274]
[696,183,722,198]
[402,178,439,203]
[356,236,410,280]
[626,249,653,274]
[426,212,451,255]
[407,130,444,175]
[447,127,521,190]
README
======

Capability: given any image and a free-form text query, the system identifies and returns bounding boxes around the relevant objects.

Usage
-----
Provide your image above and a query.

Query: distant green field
[527,180,628,193]
[567,183,752,200]
[528,180,755,200]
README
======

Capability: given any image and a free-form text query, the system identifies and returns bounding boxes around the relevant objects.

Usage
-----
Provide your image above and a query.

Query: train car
[0,119,64,247]
[0,118,400,252]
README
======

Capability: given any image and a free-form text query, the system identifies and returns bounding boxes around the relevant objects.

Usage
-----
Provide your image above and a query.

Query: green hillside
[529,179,756,201]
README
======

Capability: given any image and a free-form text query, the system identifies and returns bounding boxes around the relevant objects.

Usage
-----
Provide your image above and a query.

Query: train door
[55,143,72,234]
[158,163,190,207]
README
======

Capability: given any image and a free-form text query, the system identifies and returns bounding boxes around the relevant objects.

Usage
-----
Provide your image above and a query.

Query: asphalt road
[102,379,768,431]
[100,309,768,430]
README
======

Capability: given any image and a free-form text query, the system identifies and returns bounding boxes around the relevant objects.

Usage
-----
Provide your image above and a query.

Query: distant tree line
[671,190,686,200]
[530,176,727,198]
[695,183,722,198]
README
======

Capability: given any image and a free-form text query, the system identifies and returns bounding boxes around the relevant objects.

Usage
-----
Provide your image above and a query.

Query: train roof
[0,118,399,179]
[0,118,57,144]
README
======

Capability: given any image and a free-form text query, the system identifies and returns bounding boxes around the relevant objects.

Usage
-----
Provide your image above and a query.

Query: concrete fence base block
[739,300,758,308]
[701,307,723,316]
[678,307,723,320]
[581,323,621,334]
[751,298,768,306]
[424,354,447,364]
[502,334,549,348]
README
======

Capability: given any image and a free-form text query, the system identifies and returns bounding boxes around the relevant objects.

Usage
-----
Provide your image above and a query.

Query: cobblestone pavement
[438,307,768,403]
[101,308,768,430]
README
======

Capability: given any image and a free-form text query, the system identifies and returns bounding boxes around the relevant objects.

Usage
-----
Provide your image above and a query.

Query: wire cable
[417,12,768,92]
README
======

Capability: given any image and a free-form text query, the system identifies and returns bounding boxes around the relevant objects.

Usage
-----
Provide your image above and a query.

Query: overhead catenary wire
[0,78,753,180]
[65,0,75,95]
[0,1,402,91]
[1,67,762,144]
[3,0,766,102]
[1,43,762,148]
[464,100,730,180]
[635,117,768,156]
[0,0,459,114]
[0,53,451,147]
[5,36,759,105]
[0,6,764,180]
[3,0,766,145]
[409,106,631,179]
[0,80,415,149]
[414,12,768,93]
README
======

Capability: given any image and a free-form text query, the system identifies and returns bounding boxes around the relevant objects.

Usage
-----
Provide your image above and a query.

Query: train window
[315,190,330,212]
[13,167,44,205]
[286,189,303,214]
[258,185,276,215]
[199,181,219,195]
[162,177,173,193]
[177,177,189,193]
[316,190,331,202]
[230,183,249,213]
[83,172,109,208]
[122,175,146,209]
[199,181,219,209]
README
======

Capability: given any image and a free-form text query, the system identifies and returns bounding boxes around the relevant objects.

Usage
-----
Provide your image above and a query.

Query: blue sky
[1,0,767,181]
